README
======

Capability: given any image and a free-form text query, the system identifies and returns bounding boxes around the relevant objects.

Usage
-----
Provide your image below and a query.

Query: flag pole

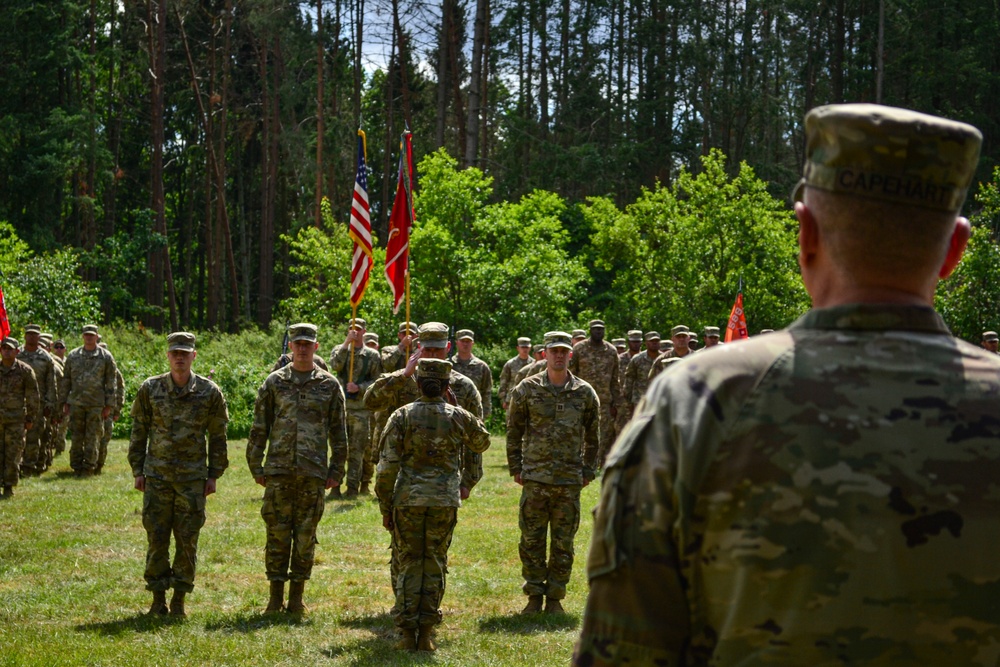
[348,305,358,385]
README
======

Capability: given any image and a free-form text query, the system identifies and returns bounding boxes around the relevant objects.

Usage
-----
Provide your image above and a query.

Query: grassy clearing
[0,437,599,666]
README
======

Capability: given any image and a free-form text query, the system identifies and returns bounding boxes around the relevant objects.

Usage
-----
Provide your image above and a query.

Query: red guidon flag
[384,132,415,313]
[0,281,10,340]
[348,131,373,307]
[725,291,749,342]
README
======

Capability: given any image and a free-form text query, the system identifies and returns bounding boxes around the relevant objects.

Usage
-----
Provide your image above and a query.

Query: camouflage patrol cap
[760,329,775,335]
[588,319,606,329]
[24,324,41,334]
[611,338,626,348]
[40,333,52,344]
[418,322,449,348]
[703,326,721,338]
[347,317,366,331]
[364,332,379,344]
[167,331,197,352]
[627,329,643,341]
[288,323,318,342]
[1,337,19,349]
[983,331,999,342]
[532,344,545,354]
[659,340,673,351]
[671,325,690,337]
[398,322,419,335]
[644,331,661,341]
[793,104,982,212]
[417,358,452,380]
[98,342,108,349]
[517,337,531,347]
[82,324,99,335]
[544,331,574,350]
[571,329,586,338]
[456,329,475,341]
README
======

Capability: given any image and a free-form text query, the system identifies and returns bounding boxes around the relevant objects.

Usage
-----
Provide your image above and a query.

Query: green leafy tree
[589,149,809,334]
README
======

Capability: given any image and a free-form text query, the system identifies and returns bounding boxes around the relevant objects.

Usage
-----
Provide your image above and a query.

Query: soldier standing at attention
[96,340,125,474]
[513,346,547,385]
[647,324,693,381]
[569,319,621,465]
[364,332,380,350]
[575,105,1000,665]
[507,331,599,615]
[47,337,67,459]
[17,325,56,477]
[622,331,660,425]
[0,337,39,499]
[701,325,722,349]
[129,332,229,617]
[376,358,491,652]
[450,329,493,422]
[248,323,347,615]
[611,338,627,355]
[328,317,383,499]
[571,329,587,347]
[38,332,62,469]
[614,331,642,434]
[498,337,532,410]
[59,325,118,477]
[980,330,998,354]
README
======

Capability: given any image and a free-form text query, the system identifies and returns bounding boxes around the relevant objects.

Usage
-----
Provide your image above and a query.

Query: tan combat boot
[520,594,543,614]
[169,590,186,618]
[265,580,285,613]
[394,628,417,651]
[417,625,437,652]
[148,590,168,615]
[286,580,306,614]
[544,597,565,614]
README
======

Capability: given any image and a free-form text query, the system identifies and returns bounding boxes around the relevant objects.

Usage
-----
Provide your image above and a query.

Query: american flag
[349,131,373,307]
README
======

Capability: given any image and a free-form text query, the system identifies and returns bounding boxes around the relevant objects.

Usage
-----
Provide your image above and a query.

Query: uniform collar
[789,303,951,335]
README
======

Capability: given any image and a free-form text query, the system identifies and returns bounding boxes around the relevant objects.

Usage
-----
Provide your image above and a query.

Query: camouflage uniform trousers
[519,481,582,600]
[596,403,615,467]
[20,414,47,476]
[42,415,56,468]
[142,477,207,593]
[54,416,68,455]
[392,506,458,629]
[614,404,634,440]
[344,409,371,493]
[68,406,104,473]
[0,421,26,488]
[98,416,115,473]
[261,475,326,582]
[360,414,378,488]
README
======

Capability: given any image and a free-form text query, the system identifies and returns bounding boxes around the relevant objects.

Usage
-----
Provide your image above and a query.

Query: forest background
[2,0,1000,358]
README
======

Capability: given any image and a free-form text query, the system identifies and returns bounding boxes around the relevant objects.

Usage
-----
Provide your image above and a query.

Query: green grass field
[0,437,600,666]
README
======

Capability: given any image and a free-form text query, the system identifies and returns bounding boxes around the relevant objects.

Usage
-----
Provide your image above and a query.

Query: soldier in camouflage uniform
[0,338,39,499]
[129,332,229,618]
[575,105,1000,666]
[47,337,68,459]
[96,340,125,474]
[381,322,419,372]
[17,325,56,477]
[248,323,348,615]
[59,325,118,477]
[364,322,484,607]
[451,329,493,421]
[271,349,329,372]
[610,338,626,354]
[620,331,660,427]
[647,324,693,381]
[513,354,547,386]
[571,329,587,347]
[568,319,621,466]
[701,325,722,349]
[507,331,599,615]
[498,337,532,410]
[376,358,491,652]
[981,330,998,354]
[614,330,642,434]
[364,332,379,350]
[328,317,383,499]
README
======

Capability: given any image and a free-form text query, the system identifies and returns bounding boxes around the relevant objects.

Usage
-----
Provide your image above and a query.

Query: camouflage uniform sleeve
[207,385,230,479]
[581,386,600,481]
[246,377,274,477]
[505,384,527,477]
[43,357,57,410]
[573,410,689,666]
[24,365,39,425]
[103,354,117,408]
[364,371,401,412]
[329,344,351,374]
[58,357,71,406]
[624,356,637,405]
[375,410,404,517]
[326,382,349,482]
[128,381,153,477]
[459,408,491,454]
[481,363,493,419]
[358,350,383,392]
[114,368,125,415]
[498,361,512,405]
[610,349,623,409]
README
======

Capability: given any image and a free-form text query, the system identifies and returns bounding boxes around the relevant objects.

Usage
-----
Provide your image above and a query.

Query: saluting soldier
[59,325,118,477]
[376,358,491,652]
[247,323,348,615]
[507,331,599,615]
[0,337,39,499]
[498,337,533,410]
[129,332,229,618]
[17,324,56,477]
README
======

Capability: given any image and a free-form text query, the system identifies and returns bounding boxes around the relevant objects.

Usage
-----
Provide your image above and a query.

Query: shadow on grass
[338,610,395,631]
[75,612,185,635]
[321,634,437,666]
[478,612,579,634]
[329,500,369,514]
[41,470,81,483]
[202,610,310,633]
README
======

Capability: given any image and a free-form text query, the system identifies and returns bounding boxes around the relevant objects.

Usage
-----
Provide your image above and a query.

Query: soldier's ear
[191,350,198,362]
